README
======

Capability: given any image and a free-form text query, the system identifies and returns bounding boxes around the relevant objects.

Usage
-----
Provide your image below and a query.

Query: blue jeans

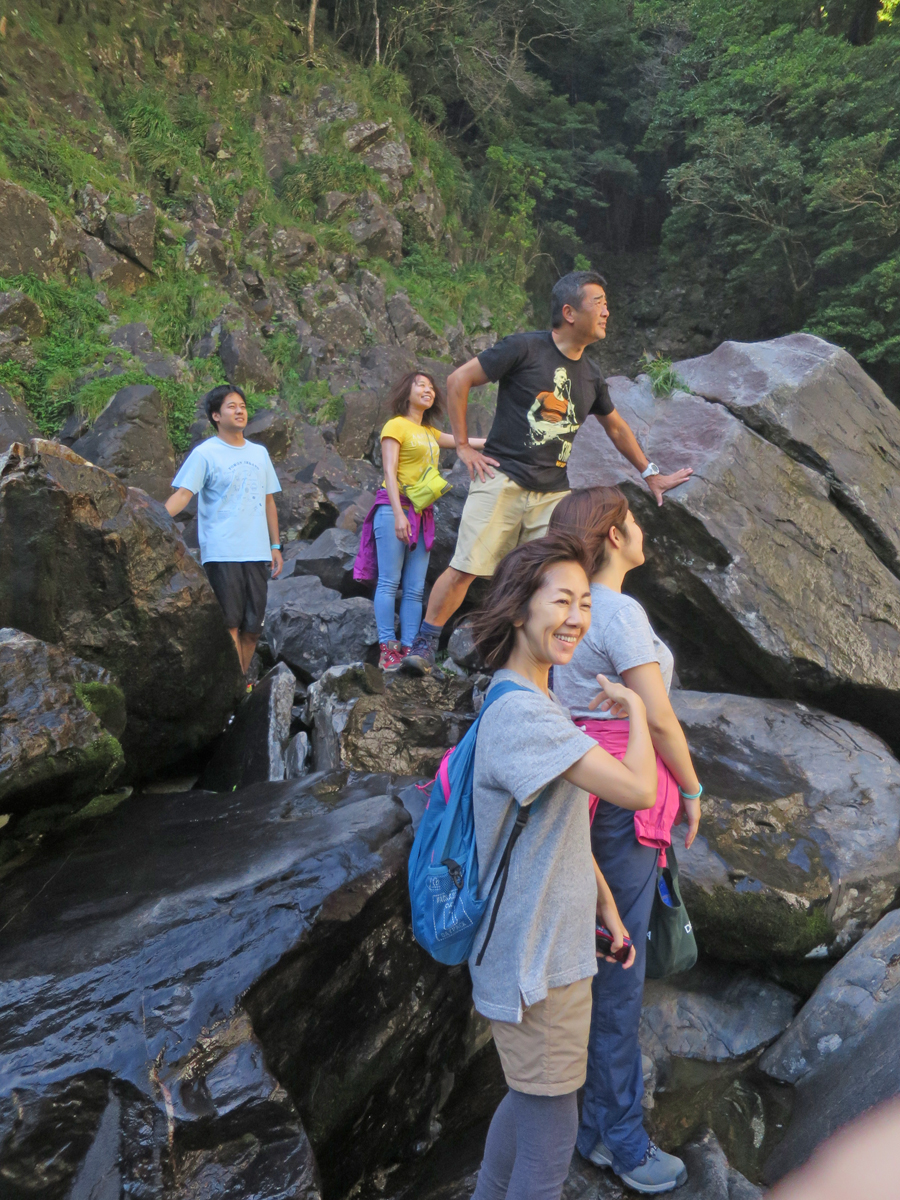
[372,503,431,645]
[576,801,659,1174]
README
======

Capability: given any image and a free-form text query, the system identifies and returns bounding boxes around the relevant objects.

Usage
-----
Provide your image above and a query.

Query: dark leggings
[471,1088,578,1200]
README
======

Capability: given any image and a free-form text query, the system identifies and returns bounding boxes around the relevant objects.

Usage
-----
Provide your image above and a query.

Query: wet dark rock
[103,196,156,270]
[0,387,39,451]
[0,628,125,813]
[285,731,310,777]
[0,770,470,1198]
[760,910,900,1180]
[0,290,45,338]
[57,410,90,446]
[672,691,900,964]
[220,329,278,391]
[348,190,403,264]
[265,575,378,681]
[200,663,296,792]
[80,233,149,292]
[109,320,154,354]
[71,384,177,503]
[640,964,796,1069]
[568,339,900,750]
[246,408,296,460]
[0,440,243,772]
[306,663,474,775]
[0,179,79,279]
[287,527,361,594]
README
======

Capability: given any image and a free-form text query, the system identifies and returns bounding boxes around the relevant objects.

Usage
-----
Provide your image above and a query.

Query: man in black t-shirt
[402,270,692,675]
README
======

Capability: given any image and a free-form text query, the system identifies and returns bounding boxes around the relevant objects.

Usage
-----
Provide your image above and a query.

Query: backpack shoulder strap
[478,679,530,717]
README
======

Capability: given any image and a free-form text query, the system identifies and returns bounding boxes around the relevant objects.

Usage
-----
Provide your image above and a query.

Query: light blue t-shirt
[172,436,281,564]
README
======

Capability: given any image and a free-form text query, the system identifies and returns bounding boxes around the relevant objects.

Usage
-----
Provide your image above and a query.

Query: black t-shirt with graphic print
[477,330,615,492]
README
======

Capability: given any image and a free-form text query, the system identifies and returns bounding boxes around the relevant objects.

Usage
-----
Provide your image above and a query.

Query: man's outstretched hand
[458,442,500,483]
[648,467,693,506]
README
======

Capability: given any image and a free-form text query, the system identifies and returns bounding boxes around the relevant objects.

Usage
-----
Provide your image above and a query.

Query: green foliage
[647,2,900,367]
[639,352,688,397]
[279,154,387,216]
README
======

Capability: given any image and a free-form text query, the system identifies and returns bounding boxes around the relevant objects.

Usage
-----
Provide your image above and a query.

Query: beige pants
[490,977,593,1096]
[450,469,569,577]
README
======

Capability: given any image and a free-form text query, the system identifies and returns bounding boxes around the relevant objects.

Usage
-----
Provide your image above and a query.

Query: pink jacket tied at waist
[575,717,682,867]
[353,488,436,583]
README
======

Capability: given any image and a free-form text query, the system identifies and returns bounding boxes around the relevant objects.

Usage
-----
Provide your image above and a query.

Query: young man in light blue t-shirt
[165,385,283,676]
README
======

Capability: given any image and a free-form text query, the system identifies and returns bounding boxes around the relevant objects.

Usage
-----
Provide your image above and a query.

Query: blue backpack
[408,680,530,966]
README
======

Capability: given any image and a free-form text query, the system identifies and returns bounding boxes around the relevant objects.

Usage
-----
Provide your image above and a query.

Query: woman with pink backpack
[549,486,703,1195]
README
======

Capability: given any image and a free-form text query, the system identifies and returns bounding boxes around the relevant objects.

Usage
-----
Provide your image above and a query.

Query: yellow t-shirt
[380,416,442,490]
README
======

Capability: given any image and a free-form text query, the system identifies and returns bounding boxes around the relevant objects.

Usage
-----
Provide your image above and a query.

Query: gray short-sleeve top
[468,669,598,1022]
[553,584,674,720]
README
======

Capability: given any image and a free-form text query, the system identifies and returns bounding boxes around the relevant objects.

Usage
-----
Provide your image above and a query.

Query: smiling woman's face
[408,374,436,412]
[514,560,592,667]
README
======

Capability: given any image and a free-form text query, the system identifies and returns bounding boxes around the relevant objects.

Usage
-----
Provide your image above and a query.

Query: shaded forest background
[2,0,899,421]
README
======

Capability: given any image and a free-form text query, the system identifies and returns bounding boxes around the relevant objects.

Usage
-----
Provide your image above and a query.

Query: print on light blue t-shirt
[172,436,281,564]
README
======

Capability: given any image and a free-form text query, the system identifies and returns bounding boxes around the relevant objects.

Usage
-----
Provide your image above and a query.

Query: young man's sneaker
[401,632,436,675]
[378,641,403,672]
[615,1143,687,1194]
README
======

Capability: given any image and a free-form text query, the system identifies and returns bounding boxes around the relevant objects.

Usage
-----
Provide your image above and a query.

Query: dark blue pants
[576,800,659,1173]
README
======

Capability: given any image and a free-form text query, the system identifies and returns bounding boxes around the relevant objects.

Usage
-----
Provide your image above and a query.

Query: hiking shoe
[616,1143,687,1194]
[587,1140,614,1168]
[401,632,435,675]
[378,641,403,672]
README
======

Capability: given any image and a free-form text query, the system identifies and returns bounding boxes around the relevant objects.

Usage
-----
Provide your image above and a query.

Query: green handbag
[403,435,451,513]
[645,843,698,979]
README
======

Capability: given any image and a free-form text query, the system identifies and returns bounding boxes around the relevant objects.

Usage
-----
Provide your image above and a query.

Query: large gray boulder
[640,965,796,1069]
[287,526,361,594]
[568,335,900,749]
[200,662,296,792]
[348,190,403,264]
[0,440,243,773]
[71,384,177,502]
[671,691,900,965]
[103,196,156,270]
[0,628,125,813]
[219,329,278,391]
[760,910,900,1181]
[265,574,378,681]
[306,663,475,775]
[0,290,46,338]
[0,770,473,1199]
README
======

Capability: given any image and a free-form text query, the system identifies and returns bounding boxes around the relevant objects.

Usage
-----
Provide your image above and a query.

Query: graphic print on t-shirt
[527,366,582,467]
[220,458,264,513]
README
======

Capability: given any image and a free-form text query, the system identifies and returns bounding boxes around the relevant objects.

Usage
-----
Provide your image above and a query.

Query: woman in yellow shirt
[374,371,484,671]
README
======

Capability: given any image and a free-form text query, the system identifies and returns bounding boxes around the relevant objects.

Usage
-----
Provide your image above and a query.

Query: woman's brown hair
[470,531,592,670]
[548,486,629,575]
[388,370,445,427]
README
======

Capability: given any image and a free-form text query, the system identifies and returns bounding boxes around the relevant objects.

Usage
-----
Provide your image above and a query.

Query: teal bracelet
[271,543,282,550]
[679,784,703,800]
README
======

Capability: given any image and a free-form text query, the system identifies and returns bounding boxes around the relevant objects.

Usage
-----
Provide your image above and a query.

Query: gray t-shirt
[468,669,598,1022]
[554,584,674,719]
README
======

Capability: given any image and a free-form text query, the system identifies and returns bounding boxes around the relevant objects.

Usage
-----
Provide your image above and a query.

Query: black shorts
[204,561,270,635]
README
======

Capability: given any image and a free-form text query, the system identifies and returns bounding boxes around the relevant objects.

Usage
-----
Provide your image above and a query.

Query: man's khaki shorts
[449,470,570,577]
[490,977,593,1096]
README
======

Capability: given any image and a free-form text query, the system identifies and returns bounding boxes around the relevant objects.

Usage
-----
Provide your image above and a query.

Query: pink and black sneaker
[378,640,403,672]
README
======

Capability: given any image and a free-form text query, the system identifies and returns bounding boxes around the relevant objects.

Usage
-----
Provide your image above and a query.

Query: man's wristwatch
[641,462,660,479]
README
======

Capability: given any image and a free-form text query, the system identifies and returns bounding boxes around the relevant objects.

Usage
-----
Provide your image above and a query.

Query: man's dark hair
[387,370,445,427]
[550,270,608,328]
[469,531,592,670]
[204,384,248,429]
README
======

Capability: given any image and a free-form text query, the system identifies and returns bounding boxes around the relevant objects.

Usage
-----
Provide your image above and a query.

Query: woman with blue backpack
[462,530,659,1200]
[549,486,703,1195]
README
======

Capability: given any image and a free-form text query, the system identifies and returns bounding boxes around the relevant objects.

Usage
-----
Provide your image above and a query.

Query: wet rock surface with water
[0,770,473,1199]
[671,690,900,964]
